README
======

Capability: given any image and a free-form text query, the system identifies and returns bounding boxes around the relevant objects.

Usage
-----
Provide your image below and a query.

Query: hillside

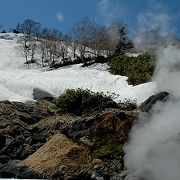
[0,33,156,104]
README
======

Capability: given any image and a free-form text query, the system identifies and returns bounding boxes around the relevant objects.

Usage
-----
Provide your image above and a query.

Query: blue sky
[0,0,180,36]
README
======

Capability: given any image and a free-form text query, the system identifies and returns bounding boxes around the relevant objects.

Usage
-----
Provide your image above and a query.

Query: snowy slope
[0,33,157,104]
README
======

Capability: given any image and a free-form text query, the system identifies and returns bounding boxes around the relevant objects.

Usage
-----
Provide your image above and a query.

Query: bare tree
[91,26,109,56]
[67,34,78,59]
[72,17,97,63]
[59,35,71,63]
[17,19,41,63]
[39,28,63,67]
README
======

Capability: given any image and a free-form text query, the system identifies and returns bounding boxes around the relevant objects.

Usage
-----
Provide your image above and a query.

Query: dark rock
[31,142,44,151]
[19,114,37,125]
[0,134,6,149]
[0,139,26,160]
[68,172,92,180]
[1,135,46,160]
[105,100,119,109]
[68,129,89,139]
[0,160,44,179]
[62,118,95,139]
[33,88,55,101]
[0,162,17,178]
[138,92,169,112]
[30,133,47,145]
[91,111,101,119]
[16,166,45,179]
[13,101,34,113]
[0,155,10,164]
[0,163,3,169]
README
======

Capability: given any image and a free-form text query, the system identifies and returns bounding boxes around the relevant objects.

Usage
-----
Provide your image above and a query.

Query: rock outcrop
[19,133,102,179]
[138,91,169,112]
[0,98,139,179]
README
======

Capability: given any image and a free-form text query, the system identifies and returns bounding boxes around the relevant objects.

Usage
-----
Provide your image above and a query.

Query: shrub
[108,53,155,85]
[73,57,82,64]
[56,88,112,115]
[97,144,124,158]
[93,56,107,63]
[118,99,137,111]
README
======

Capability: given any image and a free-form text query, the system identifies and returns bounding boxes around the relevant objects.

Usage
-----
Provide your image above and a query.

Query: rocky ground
[0,92,168,179]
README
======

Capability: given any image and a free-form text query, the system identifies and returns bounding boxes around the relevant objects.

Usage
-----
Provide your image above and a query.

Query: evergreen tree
[114,26,133,55]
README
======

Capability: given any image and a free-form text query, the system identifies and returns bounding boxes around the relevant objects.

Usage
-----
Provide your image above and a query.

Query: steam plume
[124,4,180,180]
[124,30,180,180]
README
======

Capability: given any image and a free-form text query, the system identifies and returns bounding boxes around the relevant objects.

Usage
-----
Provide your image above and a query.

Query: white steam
[154,46,180,97]
[134,6,174,52]
[97,0,127,25]
[124,46,180,180]
[124,3,180,178]
[137,11,172,37]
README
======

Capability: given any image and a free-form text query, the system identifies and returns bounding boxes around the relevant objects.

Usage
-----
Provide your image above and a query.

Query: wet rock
[138,92,169,112]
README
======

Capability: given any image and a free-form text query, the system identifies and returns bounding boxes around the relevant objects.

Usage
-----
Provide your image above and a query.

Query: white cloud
[56,12,64,22]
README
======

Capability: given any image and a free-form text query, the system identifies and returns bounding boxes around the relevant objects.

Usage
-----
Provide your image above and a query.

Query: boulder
[138,92,169,112]
[32,88,56,101]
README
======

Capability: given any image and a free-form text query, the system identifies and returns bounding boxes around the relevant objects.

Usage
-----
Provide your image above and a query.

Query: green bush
[108,53,155,85]
[56,88,112,115]
[97,144,124,158]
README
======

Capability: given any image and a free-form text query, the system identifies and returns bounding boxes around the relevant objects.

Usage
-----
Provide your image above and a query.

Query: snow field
[0,33,157,104]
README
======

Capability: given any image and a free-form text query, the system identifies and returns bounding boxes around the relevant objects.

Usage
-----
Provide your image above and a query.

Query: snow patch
[0,33,157,103]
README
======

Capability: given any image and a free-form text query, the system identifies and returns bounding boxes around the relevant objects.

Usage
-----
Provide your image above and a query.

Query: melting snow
[0,33,157,104]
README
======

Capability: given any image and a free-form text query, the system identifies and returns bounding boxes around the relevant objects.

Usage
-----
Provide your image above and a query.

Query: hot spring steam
[124,46,180,180]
